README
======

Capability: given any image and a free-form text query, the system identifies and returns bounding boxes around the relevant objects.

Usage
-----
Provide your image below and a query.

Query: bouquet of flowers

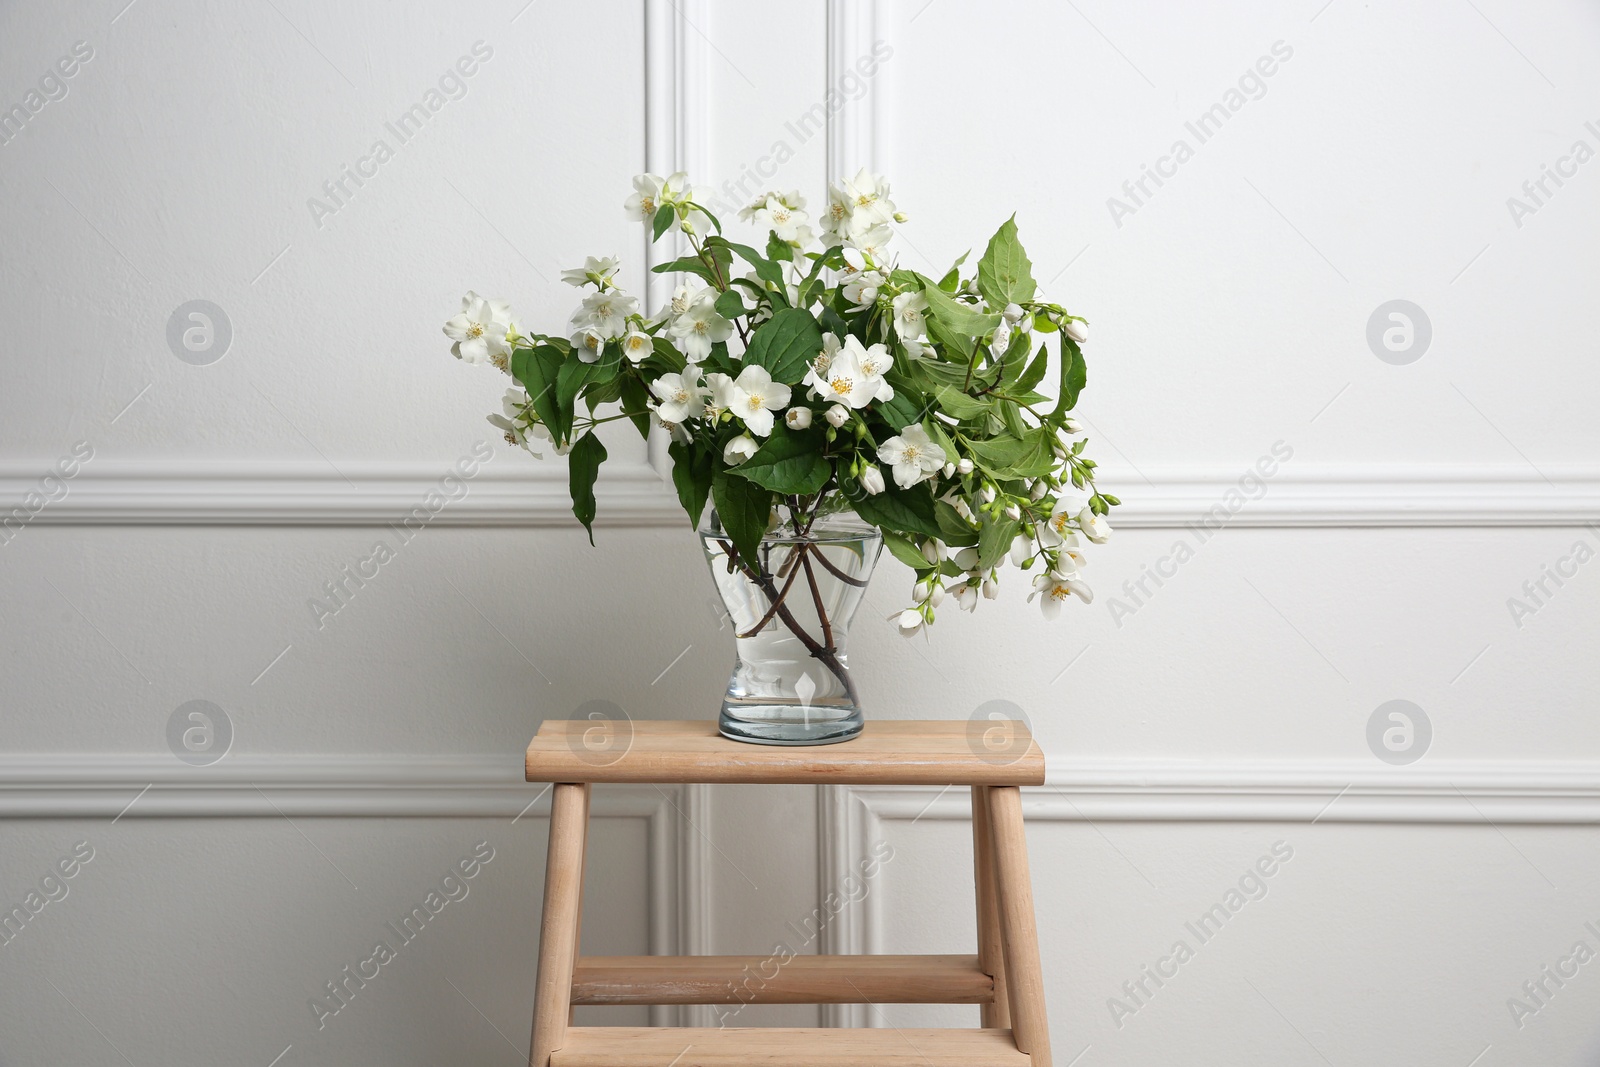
[442,170,1117,631]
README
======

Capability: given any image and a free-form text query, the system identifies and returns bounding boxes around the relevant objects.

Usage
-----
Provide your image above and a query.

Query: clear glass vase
[699,506,882,746]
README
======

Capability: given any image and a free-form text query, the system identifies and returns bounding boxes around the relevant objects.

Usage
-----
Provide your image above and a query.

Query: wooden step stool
[524,719,1052,1067]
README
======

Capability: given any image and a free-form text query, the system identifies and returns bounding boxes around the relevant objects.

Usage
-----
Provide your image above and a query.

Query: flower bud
[942,462,957,478]
[1004,503,1021,521]
[913,579,931,603]
[723,435,758,465]
[1064,320,1088,344]
[892,211,909,223]
[825,404,850,428]
[982,578,998,600]
[1030,480,1049,501]
[785,406,813,430]
[979,485,996,505]
[956,458,974,475]
[895,608,924,634]
[1062,417,1081,434]
[929,585,946,607]
[859,465,886,495]
[1003,302,1024,323]
[921,539,945,565]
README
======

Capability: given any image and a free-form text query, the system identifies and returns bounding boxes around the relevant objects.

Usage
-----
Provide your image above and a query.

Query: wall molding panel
[9,460,1599,527]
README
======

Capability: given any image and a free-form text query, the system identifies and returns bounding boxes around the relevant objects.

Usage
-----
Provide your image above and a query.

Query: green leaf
[933,500,980,546]
[651,246,732,286]
[977,515,1020,570]
[921,277,1002,339]
[976,215,1037,309]
[620,376,652,437]
[1052,335,1087,415]
[933,384,993,420]
[1015,341,1050,393]
[730,424,830,495]
[766,231,794,263]
[743,307,823,384]
[568,431,607,544]
[668,440,713,527]
[881,530,932,571]
[556,356,603,441]
[919,418,959,465]
[652,202,675,241]
[511,346,564,440]
[714,289,745,320]
[712,470,773,568]
[849,482,944,540]
[876,375,930,432]
[708,237,784,288]
[938,250,969,293]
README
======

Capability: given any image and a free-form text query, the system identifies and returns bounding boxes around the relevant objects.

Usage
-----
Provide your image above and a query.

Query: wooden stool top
[525,719,1045,786]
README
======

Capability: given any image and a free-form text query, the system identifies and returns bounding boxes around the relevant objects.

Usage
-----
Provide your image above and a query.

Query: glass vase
[699,507,882,745]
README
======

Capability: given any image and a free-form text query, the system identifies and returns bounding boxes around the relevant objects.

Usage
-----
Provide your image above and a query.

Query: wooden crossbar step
[570,953,994,1005]
[549,1027,1032,1067]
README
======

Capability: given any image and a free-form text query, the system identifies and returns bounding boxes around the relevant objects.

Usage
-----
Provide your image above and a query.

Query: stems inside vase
[716,489,866,707]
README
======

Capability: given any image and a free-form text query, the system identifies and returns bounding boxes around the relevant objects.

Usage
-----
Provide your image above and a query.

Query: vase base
[718,706,864,746]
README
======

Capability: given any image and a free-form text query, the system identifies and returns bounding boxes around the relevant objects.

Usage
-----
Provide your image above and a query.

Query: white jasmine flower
[650,365,707,423]
[956,458,974,475]
[723,435,759,465]
[1009,533,1034,567]
[852,224,894,262]
[878,425,946,490]
[561,256,620,288]
[486,388,550,456]
[955,582,980,612]
[802,334,844,396]
[754,193,810,244]
[725,365,791,437]
[653,412,691,445]
[570,326,607,364]
[669,300,735,362]
[825,403,850,428]
[1030,573,1093,618]
[1064,319,1089,344]
[952,546,979,571]
[785,407,813,430]
[1053,547,1089,577]
[823,183,855,238]
[894,608,925,636]
[1037,498,1085,548]
[1078,507,1111,543]
[443,291,512,364]
[811,336,893,409]
[1003,302,1024,323]
[901,340,934,360]
[839,168,897,232]
[859,466,886,495]
[571,290,638,339]
[842,269,885,311]
[893,291,929,341]
[991,319,1012,355]
[669,283,713,318]
[703,372,734,418]
[624,174,666,222]
[621,329,653,364]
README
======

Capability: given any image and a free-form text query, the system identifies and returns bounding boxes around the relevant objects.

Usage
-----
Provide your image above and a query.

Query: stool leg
[972,785,1011,1028]
[988,785,1051,1067]
[529,782,590,1067]
[568,785,591,1027]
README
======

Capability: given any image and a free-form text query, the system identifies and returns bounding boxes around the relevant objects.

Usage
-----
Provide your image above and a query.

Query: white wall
[3,1,1600,1064]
